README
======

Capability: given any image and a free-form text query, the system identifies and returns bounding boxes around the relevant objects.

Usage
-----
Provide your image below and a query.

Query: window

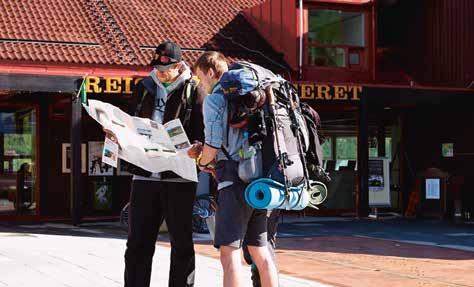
[324,136,391,171]
[369,137,392,159]
[0,108,37,215]
[385,137,392,160]
[322,137,333,159]
[336,137,357,159]
[308,9,365,67]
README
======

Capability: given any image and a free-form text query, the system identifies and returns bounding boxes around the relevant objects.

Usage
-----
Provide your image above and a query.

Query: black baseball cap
[150,41,183,71]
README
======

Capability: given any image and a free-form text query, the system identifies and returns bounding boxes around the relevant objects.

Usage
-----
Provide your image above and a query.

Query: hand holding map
[83,100,198,182]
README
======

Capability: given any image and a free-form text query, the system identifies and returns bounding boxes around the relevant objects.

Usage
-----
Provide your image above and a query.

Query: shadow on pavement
[0,221,129,240]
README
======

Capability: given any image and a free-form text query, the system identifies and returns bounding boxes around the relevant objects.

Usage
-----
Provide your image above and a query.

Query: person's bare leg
[220,246,243,287]
[248,246,278,287]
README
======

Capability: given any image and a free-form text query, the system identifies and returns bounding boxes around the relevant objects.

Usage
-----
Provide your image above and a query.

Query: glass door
[0,107,37,215]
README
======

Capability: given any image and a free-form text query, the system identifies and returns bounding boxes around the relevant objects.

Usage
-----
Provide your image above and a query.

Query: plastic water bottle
[238,131,262,183]
[239,132,254,159]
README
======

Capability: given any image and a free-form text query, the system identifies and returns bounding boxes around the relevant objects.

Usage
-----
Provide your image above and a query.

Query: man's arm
[202,91,226,149]
[198,144,219,166]
[187,91,226,176]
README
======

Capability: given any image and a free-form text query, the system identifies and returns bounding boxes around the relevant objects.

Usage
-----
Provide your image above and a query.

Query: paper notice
[164,119,191,151]
[102,137,119,168]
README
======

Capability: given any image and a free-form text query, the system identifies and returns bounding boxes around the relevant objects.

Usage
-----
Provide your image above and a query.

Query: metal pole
[71,81,83,225]
[377,124,386,157]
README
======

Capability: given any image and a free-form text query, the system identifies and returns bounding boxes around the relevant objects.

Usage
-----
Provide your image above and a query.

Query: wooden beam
[70,79,83,225]
[0,74,77,93]
[357,89,370,217]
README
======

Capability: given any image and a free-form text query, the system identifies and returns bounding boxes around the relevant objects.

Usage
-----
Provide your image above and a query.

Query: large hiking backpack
[221,62,330,210]
[220,61,310,187]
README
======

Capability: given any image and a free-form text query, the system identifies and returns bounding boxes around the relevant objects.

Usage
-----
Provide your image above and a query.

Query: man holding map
[105,41,203,287]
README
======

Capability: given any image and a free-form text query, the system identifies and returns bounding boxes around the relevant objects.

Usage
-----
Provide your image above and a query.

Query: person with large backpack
[191,51,331,286]
[191,52,278,287]
[106,41,203,287]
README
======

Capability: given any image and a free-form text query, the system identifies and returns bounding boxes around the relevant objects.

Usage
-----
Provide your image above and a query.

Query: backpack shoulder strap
[221,146,234,161]
[141,77,157,98]
[133,80,149,116]
[182,78,198,129]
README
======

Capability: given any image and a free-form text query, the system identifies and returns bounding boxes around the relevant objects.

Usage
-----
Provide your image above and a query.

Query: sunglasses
[155,55,175,64]
[152,54,179,71]
[154,63,179,72]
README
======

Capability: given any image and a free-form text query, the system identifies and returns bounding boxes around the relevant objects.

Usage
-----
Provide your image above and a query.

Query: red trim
[306,0,373,5]
[294,80,474,93]
[0,61,150,77]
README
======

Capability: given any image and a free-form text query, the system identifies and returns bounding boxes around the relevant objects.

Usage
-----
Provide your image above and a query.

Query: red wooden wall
[401,0,474,87]
[244,0,299,70]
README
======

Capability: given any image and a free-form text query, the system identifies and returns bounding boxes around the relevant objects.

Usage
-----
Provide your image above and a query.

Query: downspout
[299,0,304,80]
[372,0,377,81]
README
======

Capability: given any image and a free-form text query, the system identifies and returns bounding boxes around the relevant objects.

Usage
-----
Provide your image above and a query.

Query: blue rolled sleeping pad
[244,178,309,210]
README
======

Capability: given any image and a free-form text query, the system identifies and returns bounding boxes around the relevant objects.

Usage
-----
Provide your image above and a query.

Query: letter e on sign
[300,84,315,100]
[104,77,122,93]
[333,85,348,100]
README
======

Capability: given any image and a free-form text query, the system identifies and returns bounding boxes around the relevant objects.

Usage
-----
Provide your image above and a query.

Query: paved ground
[0,221,327,287]
[187,217,474,287]
[0,217,473,287]
[276,216,474,252]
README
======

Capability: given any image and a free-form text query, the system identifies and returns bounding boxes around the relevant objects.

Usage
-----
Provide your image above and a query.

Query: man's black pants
[124,180,196,287]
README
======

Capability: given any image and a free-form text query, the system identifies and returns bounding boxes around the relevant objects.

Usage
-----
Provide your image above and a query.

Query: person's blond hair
[193,51,228,78]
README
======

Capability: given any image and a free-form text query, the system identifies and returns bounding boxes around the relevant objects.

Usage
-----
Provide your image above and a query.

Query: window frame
[305,4,371,71]
[0,103,40,219]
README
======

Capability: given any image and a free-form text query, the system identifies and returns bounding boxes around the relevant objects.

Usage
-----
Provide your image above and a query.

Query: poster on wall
[426,178,441,199]
[368,157,391,207]
[93,181,113,211]
[61,143,87,173]
[442,143,454,157]
[368,160,384,192]
[88,141,113,176]
[4,134,32,156]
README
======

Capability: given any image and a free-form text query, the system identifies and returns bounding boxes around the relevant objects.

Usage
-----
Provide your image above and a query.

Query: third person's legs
[248,245,278,287]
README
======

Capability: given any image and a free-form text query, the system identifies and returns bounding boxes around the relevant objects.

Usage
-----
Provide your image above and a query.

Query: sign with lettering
[85,76,143,95]
[294,83,362,102]
[84,78,363,103]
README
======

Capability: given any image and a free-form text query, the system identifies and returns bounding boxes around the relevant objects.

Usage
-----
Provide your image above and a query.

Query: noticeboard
[425,178,441,199]
[368,157,391,207]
